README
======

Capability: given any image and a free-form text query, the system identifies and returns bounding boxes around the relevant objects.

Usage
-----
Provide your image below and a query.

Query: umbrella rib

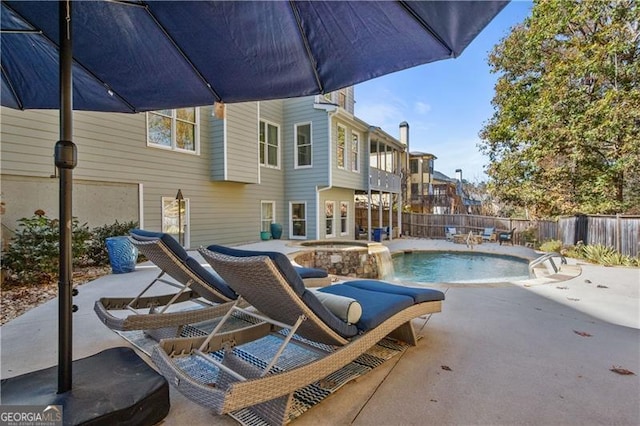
[288,0,323,93]
[397,0,454,57]
[1,65,24,110]
[141,3,222,102]
[1,2,138,112]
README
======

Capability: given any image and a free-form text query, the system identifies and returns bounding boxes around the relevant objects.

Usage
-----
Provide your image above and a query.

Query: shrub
[563,242,639,267]
[85,220,139,266]
[1,210,90,286]
[539,239,562,253]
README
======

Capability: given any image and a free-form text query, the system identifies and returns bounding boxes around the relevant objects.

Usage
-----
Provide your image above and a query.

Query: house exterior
[407,150,437,214]
[0,87,406,248]
[428,169,481,214]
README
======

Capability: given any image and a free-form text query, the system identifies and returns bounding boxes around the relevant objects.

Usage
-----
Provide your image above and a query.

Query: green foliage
[2,210,90,286]
[479,0,640,217]
[539,239,562,253]
[564,242,639,267]
[85,220,139,266]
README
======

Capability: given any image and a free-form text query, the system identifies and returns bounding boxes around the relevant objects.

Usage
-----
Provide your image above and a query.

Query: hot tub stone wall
[293,249,381,279]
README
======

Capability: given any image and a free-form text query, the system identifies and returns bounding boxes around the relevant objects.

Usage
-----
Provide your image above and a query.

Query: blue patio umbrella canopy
[0,0,508,420]
[2,0,508,112]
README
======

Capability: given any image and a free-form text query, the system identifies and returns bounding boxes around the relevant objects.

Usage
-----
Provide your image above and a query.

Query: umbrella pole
[56,0,76,394]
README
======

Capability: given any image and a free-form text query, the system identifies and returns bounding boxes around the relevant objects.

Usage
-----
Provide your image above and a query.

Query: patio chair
[481,227,496,242]
[445,226,458,241]
[95,230,330,333]
[152,245,444,424]
[498,228,516,245]
[206,244,330,287]
[94,229,239,334]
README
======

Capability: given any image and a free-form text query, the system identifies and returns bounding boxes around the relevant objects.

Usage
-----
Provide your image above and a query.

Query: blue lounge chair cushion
[295,266,328,279]
[318,285,414,332]
[342,280,445,304]
[206,245,306,296]
[130,229,189,261]
[184,257,237,300]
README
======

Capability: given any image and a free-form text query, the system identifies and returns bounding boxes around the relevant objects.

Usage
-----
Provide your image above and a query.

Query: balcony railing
[369,168,401,193]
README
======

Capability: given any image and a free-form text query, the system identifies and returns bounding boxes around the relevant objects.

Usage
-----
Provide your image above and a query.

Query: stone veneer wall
[292,247,382,278]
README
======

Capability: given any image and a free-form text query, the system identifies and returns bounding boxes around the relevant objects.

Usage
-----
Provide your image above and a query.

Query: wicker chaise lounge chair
[94,229,238,333]
[94,230,330,333]
[152,245,444,424]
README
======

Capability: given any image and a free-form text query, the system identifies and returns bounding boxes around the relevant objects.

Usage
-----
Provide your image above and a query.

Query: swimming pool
[392,251,529,284]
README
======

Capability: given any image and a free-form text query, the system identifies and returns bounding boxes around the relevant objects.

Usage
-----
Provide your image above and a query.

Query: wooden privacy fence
[558,215,639,257]
[355,209,639,257]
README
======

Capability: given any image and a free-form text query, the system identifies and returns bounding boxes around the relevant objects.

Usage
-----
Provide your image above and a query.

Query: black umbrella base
[0,347,170,426]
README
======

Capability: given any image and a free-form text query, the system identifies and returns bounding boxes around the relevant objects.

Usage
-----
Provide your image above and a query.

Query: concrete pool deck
[1,238,638,425]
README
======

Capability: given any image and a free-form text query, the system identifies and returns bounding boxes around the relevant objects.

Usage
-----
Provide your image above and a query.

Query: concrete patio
[1,238,638,425]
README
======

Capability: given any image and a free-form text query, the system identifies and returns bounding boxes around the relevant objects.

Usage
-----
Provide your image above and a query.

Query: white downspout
[316,108,337,240]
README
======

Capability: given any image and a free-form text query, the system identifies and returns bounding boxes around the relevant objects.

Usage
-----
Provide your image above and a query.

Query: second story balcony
[369,168,401,193]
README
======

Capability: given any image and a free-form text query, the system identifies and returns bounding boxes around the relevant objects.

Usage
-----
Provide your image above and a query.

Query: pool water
[392,251,529,284]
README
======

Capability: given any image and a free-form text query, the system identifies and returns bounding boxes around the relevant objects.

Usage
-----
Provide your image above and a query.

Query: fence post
[616,213,621,253]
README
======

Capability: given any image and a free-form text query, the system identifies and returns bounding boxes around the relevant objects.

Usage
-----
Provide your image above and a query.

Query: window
[351,131,360,172]
[337,125,346,169]
[148,108,199,153]
[261,201,275,232]
[338,89,347,109]
[410,159,419,174]
[340,201,348,235]
[295,123,312,168]
[325,201,335,237]
[411,183,420,199]
[259,120,280,168]
[290,202,307,238]
[161,196,190,247]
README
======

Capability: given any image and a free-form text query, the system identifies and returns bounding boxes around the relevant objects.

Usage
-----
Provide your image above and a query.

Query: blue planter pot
[105,236,138,274]
[260,231,271,241]
[270,223,283,240]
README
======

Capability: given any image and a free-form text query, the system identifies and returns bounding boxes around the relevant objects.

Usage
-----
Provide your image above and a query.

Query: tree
[479,0,640,217]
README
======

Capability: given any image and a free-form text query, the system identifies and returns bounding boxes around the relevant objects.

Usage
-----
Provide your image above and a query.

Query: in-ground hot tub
[291,240,393,279]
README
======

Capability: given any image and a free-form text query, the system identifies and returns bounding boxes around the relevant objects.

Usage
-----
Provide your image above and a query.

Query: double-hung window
[337,124,346,169]
[261,201,275,233]
[325,201,335,237]
[290,202,307,238]
[340,201,348,235]
[260,120,280,168]
[295,123,312,168]
[351,131,360,172]
[147,108,199,154]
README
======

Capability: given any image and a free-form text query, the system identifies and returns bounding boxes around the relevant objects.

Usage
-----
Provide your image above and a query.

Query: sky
[354,1,533,183]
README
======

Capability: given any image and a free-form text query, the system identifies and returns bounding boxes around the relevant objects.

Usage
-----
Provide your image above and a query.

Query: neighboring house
[0,86,406,248]
[407,150,437,214]
[429,169,481,214]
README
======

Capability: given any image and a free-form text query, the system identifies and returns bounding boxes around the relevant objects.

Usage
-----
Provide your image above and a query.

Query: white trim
[289,201,307,240]
[351,130,361,173]
[161,196,190,248]
[339,200,349,236]
[257,102,261,184]
[259,118,281,170]
[294,121,313,169]
[146,108,200,155]
[222,107,228,181]
[325,200,336,238]
[336,123,347,170]
[260,200,276,233]
[138,183,144,229]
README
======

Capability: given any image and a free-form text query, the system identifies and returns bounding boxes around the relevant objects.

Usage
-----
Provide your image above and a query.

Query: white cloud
[413,101,431,114]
